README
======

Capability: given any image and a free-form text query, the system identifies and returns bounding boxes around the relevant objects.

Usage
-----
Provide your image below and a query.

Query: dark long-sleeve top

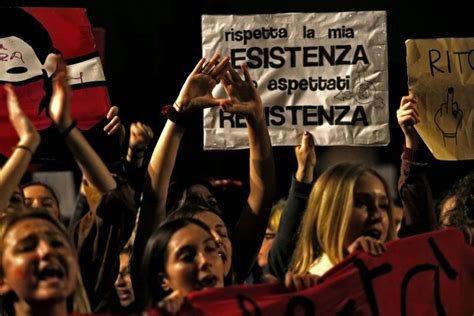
[268,177,312,280]
[398,146,436,238]
[70,177,137,311]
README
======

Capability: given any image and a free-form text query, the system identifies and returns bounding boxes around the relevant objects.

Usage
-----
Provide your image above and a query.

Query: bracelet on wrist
[173,101,182,112]
[127,148,145,159]
[161,105,192,126]
[129,144,147,153]
[59,121,77,138]
[127,153,144,160]
[12,145,34,156]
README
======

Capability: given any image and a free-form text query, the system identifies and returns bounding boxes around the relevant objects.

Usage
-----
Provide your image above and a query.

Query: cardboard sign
[406,37,474,160]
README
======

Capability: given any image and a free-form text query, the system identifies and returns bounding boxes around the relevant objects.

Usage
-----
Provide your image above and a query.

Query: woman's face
[0,218,78,304]
[2,187,25,217]
[162,223,224,295]
[344,173,390,249]
[257,228,276,268]
[193,211,232,275]
[439,195,457,226]
[186,184,218,207]
[393,204,404,234]
[23,185,60,219]
[114,252,135,308]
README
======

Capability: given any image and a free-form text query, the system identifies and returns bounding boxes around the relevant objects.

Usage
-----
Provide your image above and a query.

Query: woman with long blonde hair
[291,163,397,276]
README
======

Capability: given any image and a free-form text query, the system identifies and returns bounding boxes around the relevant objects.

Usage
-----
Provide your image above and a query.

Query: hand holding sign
[397,95,420,149]
[295,132,316,184]
[434,87,463,146]
[157,290,185,315]
[284,271,320,291]
[347,236,386,256]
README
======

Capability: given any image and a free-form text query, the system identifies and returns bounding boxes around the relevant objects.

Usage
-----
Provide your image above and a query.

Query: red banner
[149,228,474,315]
[0,7,110,156]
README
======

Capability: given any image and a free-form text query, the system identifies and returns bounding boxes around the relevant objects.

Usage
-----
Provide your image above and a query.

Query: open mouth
[38,266,64,281]
[198,275,217,289]
[363,229,382,240]
[117,289,131,300]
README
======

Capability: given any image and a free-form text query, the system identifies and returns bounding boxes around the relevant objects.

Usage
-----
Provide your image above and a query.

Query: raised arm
[295,132,317,184]
[220,64,276,282]
[268,132,316,280]
[132,54,232,305]
[139,54,231,232]
[126,122,154,168]
[48,56,116,193]
[397,95,436,237]
[0,84,41,211]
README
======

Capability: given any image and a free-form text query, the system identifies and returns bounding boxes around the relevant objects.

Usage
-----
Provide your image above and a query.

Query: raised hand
[217,63,274,283]
[5,84,40,150]
[104,106,126,144]
[129,122,154,150]
[347,236,386,256]
[397,95,420,149]
[48,55,73,131]
[127,122,154,164]
[174,53,231,113]
[220,63,263,121]
[0,84,40,213]
[295,131,316,184]
[46,55,116,193]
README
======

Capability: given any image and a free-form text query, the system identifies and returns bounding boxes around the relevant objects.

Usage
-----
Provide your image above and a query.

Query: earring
[159,273,170,291]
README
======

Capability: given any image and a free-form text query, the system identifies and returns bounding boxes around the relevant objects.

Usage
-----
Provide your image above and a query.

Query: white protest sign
[202,11,389,149]
[406,38,474,161]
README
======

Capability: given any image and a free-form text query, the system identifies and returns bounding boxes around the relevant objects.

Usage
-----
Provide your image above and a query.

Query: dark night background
[4,1,474,205]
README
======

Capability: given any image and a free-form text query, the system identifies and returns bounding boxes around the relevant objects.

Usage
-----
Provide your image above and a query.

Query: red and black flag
[0,7,111,160]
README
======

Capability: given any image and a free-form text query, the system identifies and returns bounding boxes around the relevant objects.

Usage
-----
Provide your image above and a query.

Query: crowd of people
[0,52,472,316]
